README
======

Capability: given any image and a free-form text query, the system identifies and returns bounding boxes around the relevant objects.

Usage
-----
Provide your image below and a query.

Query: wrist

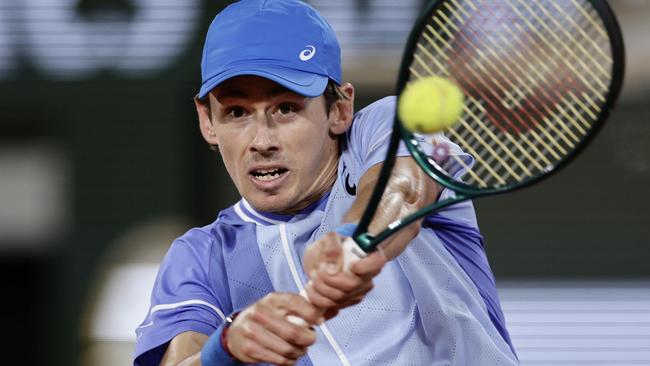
[220,311,241,360]
[200,311,242,365]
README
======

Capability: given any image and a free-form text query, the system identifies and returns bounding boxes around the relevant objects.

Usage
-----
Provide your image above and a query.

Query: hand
[302,232,387,318]
[226,292,323,365]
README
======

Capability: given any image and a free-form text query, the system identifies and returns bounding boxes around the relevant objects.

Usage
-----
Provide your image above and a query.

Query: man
[134,1,518,365]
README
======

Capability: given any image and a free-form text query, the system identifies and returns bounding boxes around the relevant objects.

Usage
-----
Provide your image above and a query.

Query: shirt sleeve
[133,229,230,366]
[348,96,474,181]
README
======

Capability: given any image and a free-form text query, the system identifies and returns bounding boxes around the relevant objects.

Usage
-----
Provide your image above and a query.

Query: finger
[316,269,364,293]
[231,327,289,365]
[253,310,317,348]
[267,293,324,326]
[349,249,387,278]
[321,232,343,259]
[307,272,373,310]
[337,291,370,308]
[246,319,311,360]
[303,233,343,276]
[304,280,338,309]
[323,307,339,320]
[240,340,295,366]
[319,232,343,275]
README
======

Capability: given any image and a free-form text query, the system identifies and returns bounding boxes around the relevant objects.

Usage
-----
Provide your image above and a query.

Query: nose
[249,117,279,155]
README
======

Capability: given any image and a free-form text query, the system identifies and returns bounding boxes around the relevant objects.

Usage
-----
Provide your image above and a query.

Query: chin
[245,194,291,214]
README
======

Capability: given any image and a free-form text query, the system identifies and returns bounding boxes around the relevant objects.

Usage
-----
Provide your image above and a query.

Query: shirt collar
[234,192,331,226]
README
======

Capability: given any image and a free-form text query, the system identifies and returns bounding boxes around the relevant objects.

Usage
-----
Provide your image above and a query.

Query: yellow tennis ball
[398,76,464,133]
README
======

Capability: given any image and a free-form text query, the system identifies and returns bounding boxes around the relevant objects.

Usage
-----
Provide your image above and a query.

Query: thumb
[319,232,343,275]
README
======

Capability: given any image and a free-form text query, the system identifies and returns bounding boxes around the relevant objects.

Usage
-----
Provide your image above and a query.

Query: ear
[328,82,355,135]
[194,95,219,145]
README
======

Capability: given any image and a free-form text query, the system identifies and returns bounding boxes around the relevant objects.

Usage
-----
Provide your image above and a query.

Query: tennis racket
[341,0,624,262]
[290,0,624,326]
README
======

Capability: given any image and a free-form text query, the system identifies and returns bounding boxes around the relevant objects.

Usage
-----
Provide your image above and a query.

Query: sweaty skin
[161,76,439,365]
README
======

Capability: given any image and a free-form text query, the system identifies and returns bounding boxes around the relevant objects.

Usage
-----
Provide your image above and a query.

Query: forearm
[160,331,207,366]
[165,353,201,366]
[343,157,440,260]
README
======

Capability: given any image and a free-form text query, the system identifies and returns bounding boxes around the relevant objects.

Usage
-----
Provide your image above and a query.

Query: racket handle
[286,237,368,326]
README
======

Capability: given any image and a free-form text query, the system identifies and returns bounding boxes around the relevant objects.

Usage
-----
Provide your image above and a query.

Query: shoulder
[352,95,396,126]
[358,95,396,113]
[161,204,252,267]
[342,96,398,173]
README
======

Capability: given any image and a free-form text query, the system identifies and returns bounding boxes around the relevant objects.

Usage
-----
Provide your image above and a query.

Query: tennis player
[134,1,518,365]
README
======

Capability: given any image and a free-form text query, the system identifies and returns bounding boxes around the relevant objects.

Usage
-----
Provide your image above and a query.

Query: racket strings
[507,0,610,98]
[515,0,611,81]
[423,5,552,180]
[440,4,583,161]
[407,0,613,188]
[414,24,546,181]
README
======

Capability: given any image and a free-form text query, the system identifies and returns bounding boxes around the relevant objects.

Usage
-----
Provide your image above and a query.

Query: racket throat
[355,194,469,252]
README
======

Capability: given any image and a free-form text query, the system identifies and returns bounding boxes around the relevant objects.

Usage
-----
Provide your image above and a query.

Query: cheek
[216,141,243,179]
[294,128,336,166]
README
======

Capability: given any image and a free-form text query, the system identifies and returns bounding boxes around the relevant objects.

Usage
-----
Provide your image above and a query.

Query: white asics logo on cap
[299,45,316,61]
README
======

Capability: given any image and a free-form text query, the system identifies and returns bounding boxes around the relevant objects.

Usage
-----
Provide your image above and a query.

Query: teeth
[256,172,281,181]
[252,168,285,180]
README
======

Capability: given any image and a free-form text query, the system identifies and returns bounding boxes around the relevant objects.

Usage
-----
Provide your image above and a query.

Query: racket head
[395,0,625,196]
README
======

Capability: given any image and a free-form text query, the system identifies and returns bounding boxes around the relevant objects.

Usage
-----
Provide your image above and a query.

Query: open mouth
[250,167,288,181]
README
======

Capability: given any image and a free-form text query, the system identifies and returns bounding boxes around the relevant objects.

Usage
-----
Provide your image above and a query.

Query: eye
[225,106,247,119]
[277,103,296,115]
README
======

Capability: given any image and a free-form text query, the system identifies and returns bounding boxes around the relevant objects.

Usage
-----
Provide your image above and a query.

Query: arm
[160,293,322,366]
[159,332,206,366]
[344,156,441,260]
[302,156,440,311]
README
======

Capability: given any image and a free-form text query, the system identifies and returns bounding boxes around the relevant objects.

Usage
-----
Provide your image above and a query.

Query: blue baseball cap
[198,0,342,99]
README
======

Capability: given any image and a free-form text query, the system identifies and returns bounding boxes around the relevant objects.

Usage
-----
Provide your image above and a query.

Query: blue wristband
[333,223,357,237]
[200,322,242,366]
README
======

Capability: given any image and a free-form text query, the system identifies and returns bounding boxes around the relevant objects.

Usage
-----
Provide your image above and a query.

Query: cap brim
[199,65,329,99]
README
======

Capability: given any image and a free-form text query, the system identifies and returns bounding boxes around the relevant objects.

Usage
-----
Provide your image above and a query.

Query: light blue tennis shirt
[134,97,519,366]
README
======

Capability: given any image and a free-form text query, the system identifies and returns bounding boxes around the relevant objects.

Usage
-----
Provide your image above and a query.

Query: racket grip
[286,237,368,326]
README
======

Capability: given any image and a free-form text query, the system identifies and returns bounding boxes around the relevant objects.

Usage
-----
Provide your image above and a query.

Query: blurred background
[0,0,648,365]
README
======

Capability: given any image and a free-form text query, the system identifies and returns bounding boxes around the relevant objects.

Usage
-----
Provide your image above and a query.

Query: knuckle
[243,324,257,339]
[286,344,306,358]
[341,280,360,292]
[316,296,336,308]
[285,326,302,341]
[261,293,276,306]
[240,342,256,355]
[249,308,266,324]
[304,330,317,345]
[294,329,316,347]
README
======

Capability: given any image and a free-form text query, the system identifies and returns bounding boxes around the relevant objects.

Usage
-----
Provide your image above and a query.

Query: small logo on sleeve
[299,45,316,61]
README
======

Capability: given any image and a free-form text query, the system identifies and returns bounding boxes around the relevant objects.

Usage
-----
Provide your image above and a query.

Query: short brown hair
[323,79,349,117]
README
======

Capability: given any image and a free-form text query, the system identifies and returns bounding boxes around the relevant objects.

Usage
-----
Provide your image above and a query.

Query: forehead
[210,75,304,102]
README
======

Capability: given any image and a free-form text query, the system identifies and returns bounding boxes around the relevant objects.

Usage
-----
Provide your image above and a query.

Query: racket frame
[352,0,625,252]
